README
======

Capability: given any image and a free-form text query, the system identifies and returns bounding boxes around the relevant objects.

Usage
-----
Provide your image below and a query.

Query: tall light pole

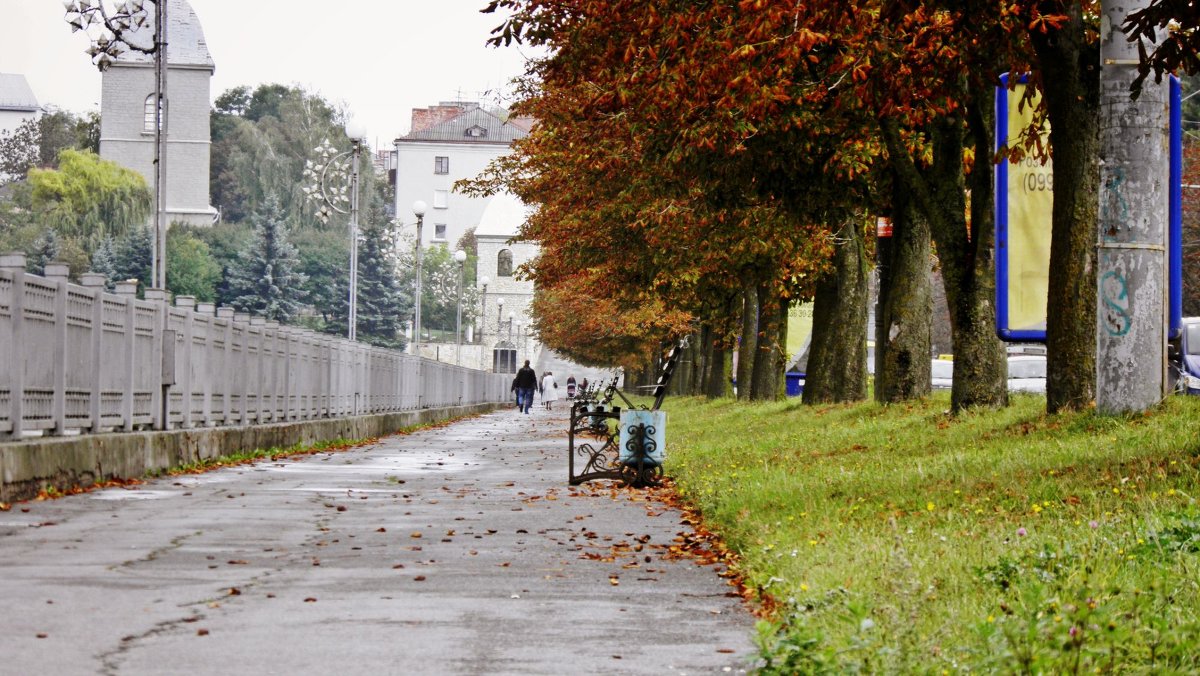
[496,296,505,341]
[454,248,467,359]
[507,311,515,341]
[64,0,166,289]
[412,200,427,357]
[346,123,365,341]
[302,123,367,341]
[479,275,490,344]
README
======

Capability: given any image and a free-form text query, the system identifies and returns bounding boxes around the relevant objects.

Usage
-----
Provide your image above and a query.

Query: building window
[465,125,487,138]
[497,249,513,277]
[434,224,447,241]
[143,94,164,131]
[433,189,448,209]
[434,156,449,174]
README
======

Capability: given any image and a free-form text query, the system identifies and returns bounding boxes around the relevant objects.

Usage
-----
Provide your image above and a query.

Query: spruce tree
[225,194,306,323]
[90,236,118,290]
[353,219,406,348]
[112,225,152,290]
[27,229,60,275]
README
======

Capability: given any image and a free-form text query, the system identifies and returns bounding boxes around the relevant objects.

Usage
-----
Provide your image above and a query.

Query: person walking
[511,376,520,410]
[566,375,577,399]
[541,371,559,411]
[514,360,539,414]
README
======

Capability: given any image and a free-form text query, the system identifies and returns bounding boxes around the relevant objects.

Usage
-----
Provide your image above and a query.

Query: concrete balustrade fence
[0,254,511,440]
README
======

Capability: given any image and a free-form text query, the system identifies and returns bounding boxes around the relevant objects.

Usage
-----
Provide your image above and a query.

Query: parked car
[929,355,1046,394]
[1173,317,1200,395]
[1007,355,1046,394]
[931,359,954,390]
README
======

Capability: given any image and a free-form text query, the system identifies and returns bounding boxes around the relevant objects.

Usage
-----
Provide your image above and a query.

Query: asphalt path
[0,403,755,675]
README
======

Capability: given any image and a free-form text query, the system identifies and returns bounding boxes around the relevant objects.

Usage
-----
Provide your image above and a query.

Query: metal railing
[0,254,510,439]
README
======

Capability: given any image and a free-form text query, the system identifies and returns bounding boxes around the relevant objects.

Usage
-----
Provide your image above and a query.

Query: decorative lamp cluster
[62,0,152,70]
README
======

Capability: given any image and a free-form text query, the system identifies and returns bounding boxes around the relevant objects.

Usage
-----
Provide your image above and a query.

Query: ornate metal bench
[567,341,683,488]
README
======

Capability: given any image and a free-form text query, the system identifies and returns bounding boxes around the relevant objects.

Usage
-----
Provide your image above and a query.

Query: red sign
[876,217,893,238]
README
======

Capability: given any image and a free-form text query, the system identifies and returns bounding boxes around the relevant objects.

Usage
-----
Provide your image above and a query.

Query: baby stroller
[566,376,577,399]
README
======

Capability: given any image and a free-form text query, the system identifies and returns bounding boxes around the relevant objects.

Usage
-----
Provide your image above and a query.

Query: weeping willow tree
[27,149,151,248]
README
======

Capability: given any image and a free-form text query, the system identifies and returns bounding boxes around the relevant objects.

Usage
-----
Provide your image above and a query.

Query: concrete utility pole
[152,0,168,290]
[1096,0,1169,413]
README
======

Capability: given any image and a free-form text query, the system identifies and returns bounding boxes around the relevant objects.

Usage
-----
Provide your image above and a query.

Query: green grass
[660,393,1200,673]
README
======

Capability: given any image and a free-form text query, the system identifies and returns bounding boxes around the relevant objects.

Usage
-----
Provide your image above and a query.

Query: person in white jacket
[540,372,559,410]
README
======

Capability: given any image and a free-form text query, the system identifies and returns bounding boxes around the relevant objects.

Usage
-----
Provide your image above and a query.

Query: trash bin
[618,410,666,466]
[785,371,805,397]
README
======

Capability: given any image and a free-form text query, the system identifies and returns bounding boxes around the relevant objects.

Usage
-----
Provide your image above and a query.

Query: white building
[0,74,39,138]
[392,102,530,248]
[475,192,539,371]
[99,0,217,226]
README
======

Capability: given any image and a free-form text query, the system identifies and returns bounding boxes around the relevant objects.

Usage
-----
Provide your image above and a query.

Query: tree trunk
[694,325,712,396]
[776,298,789,399]
[751,280,785,400]
[669,336,693,397]
[736,275,758,400]
[1031,9,1100,413]
[803,219,869,404]
[706,343,729,398]
[881,89,1007,412]
[875,176,933,403]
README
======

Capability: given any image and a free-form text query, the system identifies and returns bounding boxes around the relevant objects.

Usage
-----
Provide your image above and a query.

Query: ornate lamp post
[302,122,367,340]
[64,0,166,289]
[454,248,467,359]
[412,200,427,356]
[507,311,515,341]
[496,296,505,340]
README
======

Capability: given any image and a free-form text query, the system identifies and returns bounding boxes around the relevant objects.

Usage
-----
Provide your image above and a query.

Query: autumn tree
[482,1,872,402]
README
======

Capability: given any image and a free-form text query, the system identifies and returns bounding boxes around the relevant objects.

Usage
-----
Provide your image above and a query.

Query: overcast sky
[0,0,539,149]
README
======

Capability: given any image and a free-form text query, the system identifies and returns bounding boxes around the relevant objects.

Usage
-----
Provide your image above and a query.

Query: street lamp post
[302,123,367,341]
[454,249,467,361]
[479,275,490,344]
[64,0,167,289]
[507,311,515,341]
[412,200,427,357]
[496,296,505,340]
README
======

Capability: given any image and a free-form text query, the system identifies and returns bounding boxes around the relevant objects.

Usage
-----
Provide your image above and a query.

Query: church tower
[99,0,217,226]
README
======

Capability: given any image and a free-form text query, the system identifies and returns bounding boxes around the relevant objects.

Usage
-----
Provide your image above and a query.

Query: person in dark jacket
[511,376,520,409]
[514,360,539,414]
